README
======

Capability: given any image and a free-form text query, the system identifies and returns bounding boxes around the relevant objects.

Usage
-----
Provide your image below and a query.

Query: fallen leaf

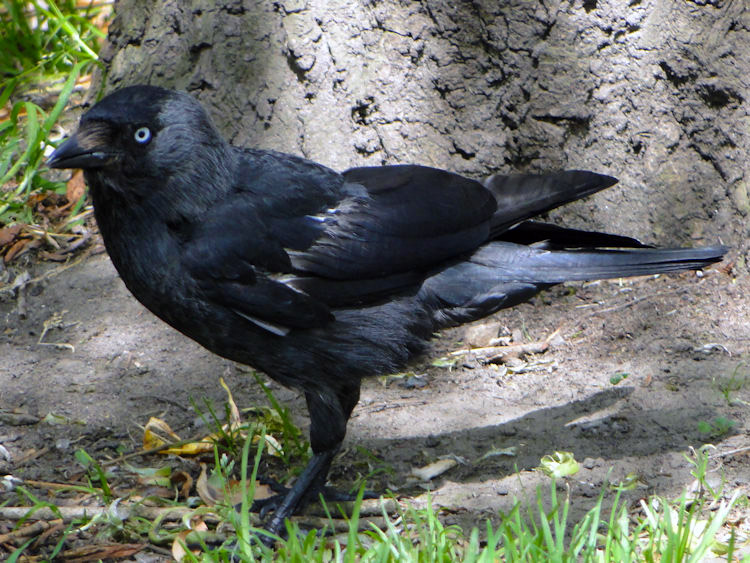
[219,376,242,427]
[172,470,194,499]
[58,543,145,561]
[478,446,518,461]
[42,412,73,425]
[66,169,87,205]
[172,530,195,562]
[538,451,579,478]
[129,464,172,488]
[463,321,502,347]
[196,462,273,506]
[0,224,21,247]
[143,417,183,450]
[411,458,459,481]
[4,237,31,263]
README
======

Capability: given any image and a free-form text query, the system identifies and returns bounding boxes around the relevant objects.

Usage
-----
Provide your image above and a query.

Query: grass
[714,363,749,407]
[0,0,109,231]
[4,390,747,561]
[136,446,750,561]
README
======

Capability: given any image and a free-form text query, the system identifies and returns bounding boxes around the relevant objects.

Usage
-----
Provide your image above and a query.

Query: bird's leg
[259,383,363,542]
[262,448,338,540]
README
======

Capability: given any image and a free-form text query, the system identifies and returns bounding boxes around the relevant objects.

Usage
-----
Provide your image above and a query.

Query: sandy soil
[1,249,748,555]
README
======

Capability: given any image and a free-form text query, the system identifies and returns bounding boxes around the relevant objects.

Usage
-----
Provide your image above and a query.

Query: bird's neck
[86,172,185,303]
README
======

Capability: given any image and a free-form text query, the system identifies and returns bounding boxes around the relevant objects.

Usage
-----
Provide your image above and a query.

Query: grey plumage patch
[234,309,291,336]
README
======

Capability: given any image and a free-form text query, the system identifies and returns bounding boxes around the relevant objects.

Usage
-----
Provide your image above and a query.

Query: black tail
[499,220,650,249]
[419,242,727,328]
[476,243,727,283]
[485,170,618,236]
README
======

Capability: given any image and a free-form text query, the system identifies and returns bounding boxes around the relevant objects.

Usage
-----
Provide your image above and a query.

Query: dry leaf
[0,224,21,247]
[143,417,214,455]
[66,169,87,204]
[4,237,32,263]
[411,458,459,481]
[196,463,224,506]
[142,417,182,450]
[195,462,272,506]
[172,530,195,561]
[220,376,241,427]
[172,470,194,499]
[59,543,145,562]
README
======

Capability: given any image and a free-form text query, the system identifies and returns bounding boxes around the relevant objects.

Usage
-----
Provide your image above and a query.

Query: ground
[0,247,748,555]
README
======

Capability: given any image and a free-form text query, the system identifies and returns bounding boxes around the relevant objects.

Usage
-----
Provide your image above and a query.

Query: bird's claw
[244,482,378,519]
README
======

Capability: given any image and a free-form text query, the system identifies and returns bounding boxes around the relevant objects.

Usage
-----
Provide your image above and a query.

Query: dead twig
[29,520,67,552]
[0,504,200,524]
[0,518,63,545]
[455,327,564,363]
[37,310,77,352]
[579,294,651,316]
[0,248,93,297]
[0,410,40,426]
[709,445,750,459]
[13,446,50,467]
[7,270,30,318]
[0,497,398,524]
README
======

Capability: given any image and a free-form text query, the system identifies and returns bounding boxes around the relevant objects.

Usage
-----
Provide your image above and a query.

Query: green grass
[0,0,108,226]
[6,409,744,561]
[134,437,746,561]
[714,363,749,407]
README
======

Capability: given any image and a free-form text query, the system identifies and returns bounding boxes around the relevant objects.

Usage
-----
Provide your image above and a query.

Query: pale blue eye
[134,127,152,144]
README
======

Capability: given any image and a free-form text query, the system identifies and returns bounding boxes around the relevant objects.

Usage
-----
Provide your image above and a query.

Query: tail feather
[480,243,727,283]
[500,220,650,249]
[485,170,618,236]
[419,242,727,328]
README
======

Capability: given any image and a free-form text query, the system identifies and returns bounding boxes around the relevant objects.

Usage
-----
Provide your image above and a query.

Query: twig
[0,518,63,545]
[100,437,213,466]
[30,521,67,552]
[300,497,399,518]
[7,270,30,318]
[574,286,693,323]
[13,478,84,491]
[357,400,429,415]
[37,310,77,352]
[709,445,750,459]
[454,327,563,363]
[13,446,50,467]
[0,411,40,426]
[0,504,199,523]
[0,249,92,297]
[0,497,398,524]
[582,294,650,316]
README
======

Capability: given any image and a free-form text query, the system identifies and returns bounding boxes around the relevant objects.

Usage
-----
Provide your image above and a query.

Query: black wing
[181,158,499,332]
[181,198,333,335]
[285,164,497,279]
[485,170,618,236]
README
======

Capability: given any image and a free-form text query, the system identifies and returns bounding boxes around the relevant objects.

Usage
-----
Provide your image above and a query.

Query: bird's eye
[133,127,152,144]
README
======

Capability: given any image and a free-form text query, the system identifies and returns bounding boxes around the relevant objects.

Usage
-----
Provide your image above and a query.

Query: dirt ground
[1,246,748,554]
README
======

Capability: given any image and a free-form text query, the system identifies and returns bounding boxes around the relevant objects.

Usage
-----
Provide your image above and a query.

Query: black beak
[47,133,113,170]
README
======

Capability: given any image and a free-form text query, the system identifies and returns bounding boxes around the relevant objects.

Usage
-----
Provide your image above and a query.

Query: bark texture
[98,0,749,263]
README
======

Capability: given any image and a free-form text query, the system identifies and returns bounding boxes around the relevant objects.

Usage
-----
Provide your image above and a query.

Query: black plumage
[48,85,726,539]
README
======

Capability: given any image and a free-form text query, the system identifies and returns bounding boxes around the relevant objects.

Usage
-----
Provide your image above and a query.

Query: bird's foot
[248,477,377,519]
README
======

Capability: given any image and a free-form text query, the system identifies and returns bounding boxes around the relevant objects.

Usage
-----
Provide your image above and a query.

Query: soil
[1,244,748,557]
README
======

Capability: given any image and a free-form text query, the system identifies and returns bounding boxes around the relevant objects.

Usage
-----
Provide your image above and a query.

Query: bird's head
[47,85,229,194]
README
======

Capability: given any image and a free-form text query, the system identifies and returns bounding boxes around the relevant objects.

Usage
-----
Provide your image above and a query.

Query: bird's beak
[47,125,115,170]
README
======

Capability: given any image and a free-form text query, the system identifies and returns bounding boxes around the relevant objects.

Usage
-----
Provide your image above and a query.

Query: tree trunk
[98,0,749,264]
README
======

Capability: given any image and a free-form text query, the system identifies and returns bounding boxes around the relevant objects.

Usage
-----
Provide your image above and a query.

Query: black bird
[48,85,726,539]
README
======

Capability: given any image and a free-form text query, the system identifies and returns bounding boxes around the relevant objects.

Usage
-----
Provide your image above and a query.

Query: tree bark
[98,0,749,263]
